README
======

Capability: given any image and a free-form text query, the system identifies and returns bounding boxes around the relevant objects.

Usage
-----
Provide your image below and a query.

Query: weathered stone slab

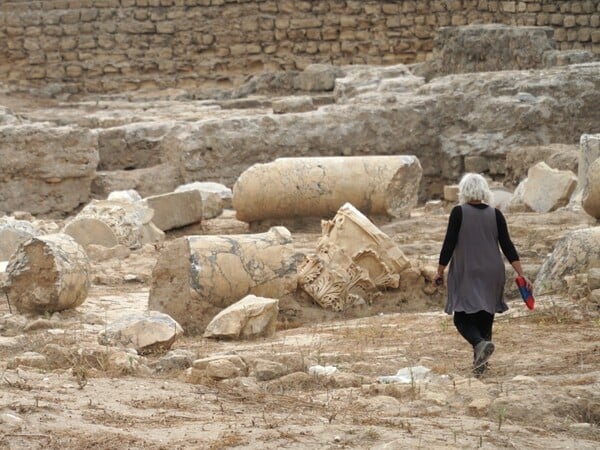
[175,182,224,219]
[0,123,98,215]
[142,190,203,231]
[334,64,423,100]
[192,354,248,380]
[249,358,288,381]
[490,188,513,211]
[522,162,577,213]
[233,156,422,223]
[203,295,279,340]
[506,180,531,213]
[4,233,90,314]
[148,227,298,334]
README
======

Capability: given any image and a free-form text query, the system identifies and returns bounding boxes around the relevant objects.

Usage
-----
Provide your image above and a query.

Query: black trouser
[453,310,494,349]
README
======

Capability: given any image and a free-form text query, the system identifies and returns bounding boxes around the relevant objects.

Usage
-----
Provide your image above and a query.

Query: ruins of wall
[0,0,599,94]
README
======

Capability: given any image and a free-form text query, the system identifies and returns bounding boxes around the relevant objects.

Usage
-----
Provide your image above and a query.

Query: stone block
[431,24,555,75]
[203,295,279,340]
[522,162,577,213]
[272,96,315,114]
[143,190,203,231]
[443,184,459,202]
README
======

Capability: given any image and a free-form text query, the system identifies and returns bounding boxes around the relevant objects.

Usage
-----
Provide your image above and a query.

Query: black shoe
[473,362,488,378]
[474,340,495,369]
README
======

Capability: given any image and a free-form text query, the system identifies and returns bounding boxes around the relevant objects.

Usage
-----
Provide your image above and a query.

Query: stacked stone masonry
[0,0,599,93]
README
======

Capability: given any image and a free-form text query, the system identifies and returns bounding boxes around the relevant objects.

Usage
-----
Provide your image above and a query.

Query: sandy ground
[1,207,599,450]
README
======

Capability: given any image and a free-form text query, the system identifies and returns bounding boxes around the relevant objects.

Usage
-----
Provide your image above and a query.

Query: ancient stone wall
[0,1,599,93]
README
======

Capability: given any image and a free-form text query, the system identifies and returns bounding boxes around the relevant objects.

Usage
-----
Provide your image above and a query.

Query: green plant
[496,405,506,431]
[439,318,450,332]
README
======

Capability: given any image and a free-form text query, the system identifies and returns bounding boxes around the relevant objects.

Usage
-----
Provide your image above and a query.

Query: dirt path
[1,297,599,449]
[1,209,599,449]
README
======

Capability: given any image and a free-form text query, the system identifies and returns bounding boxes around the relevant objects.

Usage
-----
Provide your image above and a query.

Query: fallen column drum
[148,226,298,334]
[3,233,90,314]
[232,155,422,222]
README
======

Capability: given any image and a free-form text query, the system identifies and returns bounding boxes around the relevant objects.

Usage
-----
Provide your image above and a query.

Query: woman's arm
[496,209,533,290]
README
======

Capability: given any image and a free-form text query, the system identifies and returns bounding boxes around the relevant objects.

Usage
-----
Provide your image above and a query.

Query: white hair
[458,173,492,204]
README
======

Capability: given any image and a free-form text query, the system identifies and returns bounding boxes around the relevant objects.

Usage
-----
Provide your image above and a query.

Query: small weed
[364,427,380,440]
[439,318,450,332]
[496,405,506,431]
[208,432,246,450]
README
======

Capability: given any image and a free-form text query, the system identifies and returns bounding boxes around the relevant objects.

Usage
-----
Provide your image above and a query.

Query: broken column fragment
[63,199,164,249]
[298,203,411,311]
[148,227,298,333]
[3,233,90,314]
[232,155,422,223]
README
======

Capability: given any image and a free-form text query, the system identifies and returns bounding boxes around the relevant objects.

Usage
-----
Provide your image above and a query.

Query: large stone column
[574,134,600,212]
[232,155,422,222]
[577,134,600,195]
[148,227,298,333]
[3,234,90,314]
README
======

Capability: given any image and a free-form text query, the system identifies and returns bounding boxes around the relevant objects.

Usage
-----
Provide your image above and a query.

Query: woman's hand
[433,264,446,287]
[520,275,533,292]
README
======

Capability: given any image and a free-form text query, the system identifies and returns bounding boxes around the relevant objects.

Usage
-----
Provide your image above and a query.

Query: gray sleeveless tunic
[445,204,508,315]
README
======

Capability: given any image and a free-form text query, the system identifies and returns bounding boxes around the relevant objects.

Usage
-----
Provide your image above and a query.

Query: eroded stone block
[143,190,203,231]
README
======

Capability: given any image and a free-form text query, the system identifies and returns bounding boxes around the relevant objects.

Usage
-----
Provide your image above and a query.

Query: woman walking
[433,173,532,377]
